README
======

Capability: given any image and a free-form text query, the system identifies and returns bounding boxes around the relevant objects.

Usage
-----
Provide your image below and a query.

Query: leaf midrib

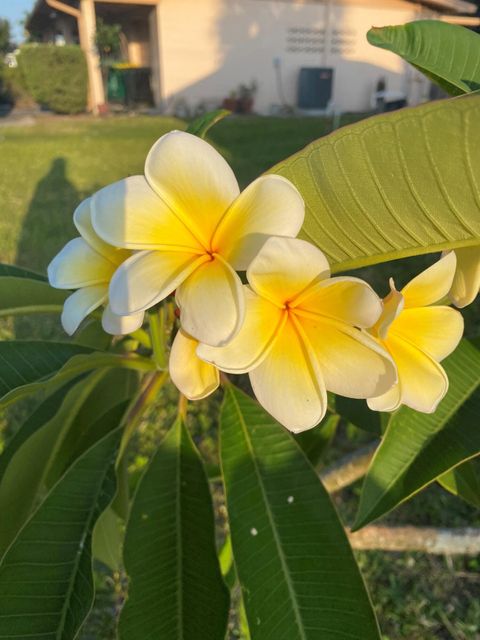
[175,421,184,640]
[227,388,307,640]
[56,445,116,640]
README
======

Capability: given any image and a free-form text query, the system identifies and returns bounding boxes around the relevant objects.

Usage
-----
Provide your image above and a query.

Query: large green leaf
[186,108,230,138]
[0,372,105,555]
[438,459,480,508]
[0,422,122,640]
[92,506,124,571]
[46,368,139,482]
[0,263,47,281]
[294,412,339,466]
[119,417,229,640]
[367,21,480,96]
[0,341,154,408]
[0,276,67,317]
[0,341,92,404]
[329,395,385,435]
[0,381,77,484]
[0,368,137,554]
[270,95,480,272]
[221,385,380,640]
[354,340,480,529]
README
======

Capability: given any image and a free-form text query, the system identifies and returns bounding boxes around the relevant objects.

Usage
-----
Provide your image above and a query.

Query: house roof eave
[416,0,477,13]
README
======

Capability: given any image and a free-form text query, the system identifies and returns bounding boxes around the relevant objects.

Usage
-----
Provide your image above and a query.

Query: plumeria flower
[91,130,304,347]
[48,198,144,336]
[445,246,480,308]
[368,252,464,414]
[169,329,219,400]
[197,237,396,432]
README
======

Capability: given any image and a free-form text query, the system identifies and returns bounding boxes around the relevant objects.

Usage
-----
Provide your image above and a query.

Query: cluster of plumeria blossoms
[49,130,472,433]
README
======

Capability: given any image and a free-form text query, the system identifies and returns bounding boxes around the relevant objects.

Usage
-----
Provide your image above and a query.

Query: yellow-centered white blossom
[169,329,219,401]
[48,198,144,336]
[197,237,396,433]
[368,252,464,414]
[91,130,304,347]
[446,246,480,308]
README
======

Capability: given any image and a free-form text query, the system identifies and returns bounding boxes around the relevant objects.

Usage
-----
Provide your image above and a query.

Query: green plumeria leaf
[119,417,230,640]
[221,385,380,640]
[186,108,231,139]
[0,263,47,281]
[330,395,385,435]
[0,423,123,640]
[438,459,480,508]
[0,368,137,554]
[270,95,480,273]
[0,341,154,408]
[0,372,105,554]
[0,275,67,317]
[0,381,77,485]
[92,506,124,571]
[295,412,339,466]
[367,21,480,96]
[74,318,112,350]
[0,341,92,406]
[354,341,480,530]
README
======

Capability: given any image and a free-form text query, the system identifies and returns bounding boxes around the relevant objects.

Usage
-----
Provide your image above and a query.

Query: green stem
[117,370,168,463]
[129,327,152,349]
[178,393,188,420]
[149,307,167,369]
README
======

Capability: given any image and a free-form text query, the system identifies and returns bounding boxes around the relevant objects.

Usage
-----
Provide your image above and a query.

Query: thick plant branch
[320,441,377,493]
[348,525,480,555]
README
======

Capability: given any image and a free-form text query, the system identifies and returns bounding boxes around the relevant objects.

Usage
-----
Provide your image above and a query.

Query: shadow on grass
[16,157,79,275]
[13,157,80,341]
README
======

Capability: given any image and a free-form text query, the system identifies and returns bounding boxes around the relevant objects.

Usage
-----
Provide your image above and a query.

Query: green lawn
[1,113,479,640]
[0,114,340,273]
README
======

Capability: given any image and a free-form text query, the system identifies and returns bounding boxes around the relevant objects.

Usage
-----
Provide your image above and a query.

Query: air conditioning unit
[298,67,333,110]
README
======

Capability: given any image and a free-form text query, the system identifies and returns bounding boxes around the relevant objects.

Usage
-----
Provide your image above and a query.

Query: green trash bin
[107,66,126,103]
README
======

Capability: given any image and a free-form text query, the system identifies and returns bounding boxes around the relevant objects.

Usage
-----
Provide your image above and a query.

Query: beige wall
[157,0,436,114]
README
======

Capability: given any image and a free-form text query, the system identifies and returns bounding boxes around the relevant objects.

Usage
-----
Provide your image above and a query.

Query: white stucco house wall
[27,0,477,115]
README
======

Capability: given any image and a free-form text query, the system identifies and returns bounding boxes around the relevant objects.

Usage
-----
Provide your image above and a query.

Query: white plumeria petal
[109,249,207,316]
[367,382,402,412]
[247,236,330,307]
[213,175,305,270]
[73,197,128,264]
[92,175,202,252]
[101,305,145,336]
[401,251,456,308]
[390,306,464,362]
[196,287,285,373]
[249,316,327,433]
[176,256,245,347]
[61,285,108,336]
[145,130,240,248]
[299,316,397,399]
[372,333,449,413]
[372,281,404,340]
[295,276,383,329]
[48,238,115,289]
[448,246,480,308]
[169,329,219,400]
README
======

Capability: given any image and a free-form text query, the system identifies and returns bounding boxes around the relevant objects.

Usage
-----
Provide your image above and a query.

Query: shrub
[17,44,88,114]
[0,62,33,107]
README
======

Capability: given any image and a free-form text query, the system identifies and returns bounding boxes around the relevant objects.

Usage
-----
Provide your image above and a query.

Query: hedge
[18,44,88,114]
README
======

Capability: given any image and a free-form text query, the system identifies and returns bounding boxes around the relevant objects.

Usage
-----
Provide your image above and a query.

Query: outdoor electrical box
[298,67,334,110]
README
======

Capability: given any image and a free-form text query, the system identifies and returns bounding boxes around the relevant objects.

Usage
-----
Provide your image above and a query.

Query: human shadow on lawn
[14,157,81,340]
[16,157,79,275]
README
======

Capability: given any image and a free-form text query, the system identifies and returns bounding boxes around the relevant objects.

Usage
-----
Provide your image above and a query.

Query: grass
[1,112,479,639]
[0,114,340,273]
